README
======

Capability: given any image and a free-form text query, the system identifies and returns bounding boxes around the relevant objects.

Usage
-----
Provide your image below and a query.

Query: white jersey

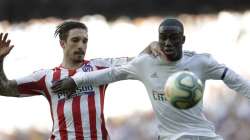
[72,51,250,140]
[16,57,130,140]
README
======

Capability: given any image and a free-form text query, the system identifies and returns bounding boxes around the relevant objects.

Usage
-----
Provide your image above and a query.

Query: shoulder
[184,50,212,59]
[183,50,218,66]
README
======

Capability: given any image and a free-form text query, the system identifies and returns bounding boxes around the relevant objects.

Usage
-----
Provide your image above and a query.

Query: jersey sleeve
[72,56,142,87]
[203,54,228,80]
[204,54,250,98]
[89,57,131,68]
[16,69,47,97]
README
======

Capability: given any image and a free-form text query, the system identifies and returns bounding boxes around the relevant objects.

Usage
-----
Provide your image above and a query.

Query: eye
[72,38,80,43]
[169,34,182,42]
[170,36,179,41]
[82,38,88,44]
[159,34,168,41]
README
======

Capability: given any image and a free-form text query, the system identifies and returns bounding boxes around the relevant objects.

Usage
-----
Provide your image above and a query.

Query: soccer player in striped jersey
[0,21,154,140]
[52,18,250,140]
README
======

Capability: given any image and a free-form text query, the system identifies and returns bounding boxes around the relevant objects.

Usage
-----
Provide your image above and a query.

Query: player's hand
[149,41,164,57]
[0,33,14,60]
[51,77,77,94]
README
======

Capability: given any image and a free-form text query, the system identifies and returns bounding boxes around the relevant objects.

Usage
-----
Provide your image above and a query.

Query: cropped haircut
[159,18,184,34]
[54,21,88,41]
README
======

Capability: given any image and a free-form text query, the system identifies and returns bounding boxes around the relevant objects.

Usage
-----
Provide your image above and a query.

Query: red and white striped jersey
[16,57,130,140]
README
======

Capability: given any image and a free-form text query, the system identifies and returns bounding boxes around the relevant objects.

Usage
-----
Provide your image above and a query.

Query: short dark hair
[54,20,88,41]
[159,18,184,34]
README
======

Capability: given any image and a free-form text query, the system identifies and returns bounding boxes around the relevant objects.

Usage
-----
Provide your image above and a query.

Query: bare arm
[0,33,19,97]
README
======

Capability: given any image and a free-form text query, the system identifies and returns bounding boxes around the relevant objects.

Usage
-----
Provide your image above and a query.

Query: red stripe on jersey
[72,96,84,140]
[96,65,109,139]
[88,95,97,139]
[57,99,68,140]
[68,69,86,140]
[53,69,61,82]
[17,76,46,95]
[53,69,68,140]
[70,69,84,140]
[99,85,108,140]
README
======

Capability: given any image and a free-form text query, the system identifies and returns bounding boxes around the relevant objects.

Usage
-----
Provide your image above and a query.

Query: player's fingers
[51,84,60,91]
[2,33,8,43]
[0,33,3,41]
[53,88,62,94]
[5,40,11,47]
[51,81,62,90]
[52,84,64,93]
[9,45,14,51]
[0,33,3,46]
[52,79,63,86]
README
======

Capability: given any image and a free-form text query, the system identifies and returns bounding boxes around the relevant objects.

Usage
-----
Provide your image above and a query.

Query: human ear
[182,36,186,44]
[60,40,65,48]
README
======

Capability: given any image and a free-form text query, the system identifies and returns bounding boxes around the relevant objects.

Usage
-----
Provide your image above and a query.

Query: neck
[61,58,83,69]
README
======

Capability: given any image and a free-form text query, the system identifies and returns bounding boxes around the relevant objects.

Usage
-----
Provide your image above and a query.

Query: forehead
[159,26,183,34]
[68,28,88,38]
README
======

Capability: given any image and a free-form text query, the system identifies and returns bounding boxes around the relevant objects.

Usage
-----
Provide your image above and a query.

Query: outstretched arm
[51,62,139,94]
[0,33,19,97]
[51,67,125,93]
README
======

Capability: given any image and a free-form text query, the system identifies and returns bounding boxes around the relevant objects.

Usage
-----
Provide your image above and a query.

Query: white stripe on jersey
[94,86,102,140]
[80,94,91,139]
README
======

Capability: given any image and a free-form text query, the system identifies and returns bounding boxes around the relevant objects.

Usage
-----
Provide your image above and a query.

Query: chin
[74,58,84,63]
[73,60,83,64]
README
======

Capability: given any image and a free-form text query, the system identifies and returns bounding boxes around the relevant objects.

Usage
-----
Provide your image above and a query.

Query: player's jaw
[73,49,85,61]
[160,43,182,62]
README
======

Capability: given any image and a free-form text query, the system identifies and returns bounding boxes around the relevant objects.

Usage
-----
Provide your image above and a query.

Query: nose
[77,45,86,54]
[79,41,87,49]
[164,39,173,46]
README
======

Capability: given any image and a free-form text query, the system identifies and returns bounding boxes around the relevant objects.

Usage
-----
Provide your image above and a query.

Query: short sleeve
[16,69,47,97]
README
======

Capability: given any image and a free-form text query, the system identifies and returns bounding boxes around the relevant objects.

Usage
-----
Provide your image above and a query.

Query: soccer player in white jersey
[0,21,155,140]
[51,18,250,140]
